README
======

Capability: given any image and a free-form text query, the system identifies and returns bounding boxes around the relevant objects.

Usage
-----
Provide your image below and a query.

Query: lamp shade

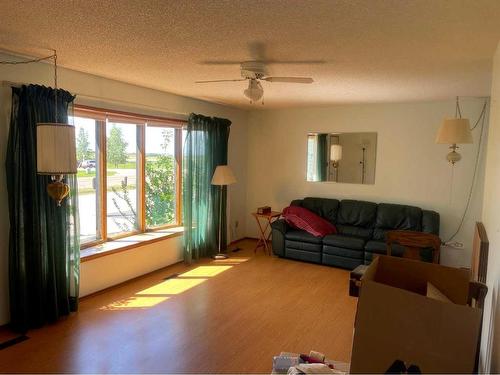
[37,123,77,174]
[211,165,237,186]
[330,144,343,161]
[435,118,473,144]
[244,80,264,102]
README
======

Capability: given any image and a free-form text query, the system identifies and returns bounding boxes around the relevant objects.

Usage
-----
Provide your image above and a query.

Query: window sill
[80,227,184,262]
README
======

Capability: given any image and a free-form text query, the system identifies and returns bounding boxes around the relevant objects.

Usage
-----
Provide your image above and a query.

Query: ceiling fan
[195,61,314,104]
[195,42,323,104]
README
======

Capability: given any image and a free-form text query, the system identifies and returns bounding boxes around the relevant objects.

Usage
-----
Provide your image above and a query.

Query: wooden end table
[251,211,281,255]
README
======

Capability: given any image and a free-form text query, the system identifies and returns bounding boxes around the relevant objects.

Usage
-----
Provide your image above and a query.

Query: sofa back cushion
[338,199,378,227]
[301,197,340,223]
[373,203,422,241]
[422,210,440,235]
[283,206,337,237]
[336,225,373,240]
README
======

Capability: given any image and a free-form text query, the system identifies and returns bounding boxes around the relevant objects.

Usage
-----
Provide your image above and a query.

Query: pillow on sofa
[283,206,337,237]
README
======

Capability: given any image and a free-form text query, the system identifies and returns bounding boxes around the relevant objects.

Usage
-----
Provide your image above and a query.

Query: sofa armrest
[422,210,440,235]
[271,218,289,234]
[271,219,288,256]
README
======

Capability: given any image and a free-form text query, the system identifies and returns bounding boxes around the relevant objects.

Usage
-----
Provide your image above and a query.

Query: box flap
[351,281,482,373]
[368,255,471,304]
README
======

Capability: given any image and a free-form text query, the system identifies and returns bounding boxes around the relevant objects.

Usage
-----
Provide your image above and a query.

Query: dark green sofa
[271,197,440,270]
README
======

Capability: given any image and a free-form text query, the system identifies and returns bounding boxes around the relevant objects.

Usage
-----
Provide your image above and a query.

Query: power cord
[444,98,488,246]
[0,53,55,65]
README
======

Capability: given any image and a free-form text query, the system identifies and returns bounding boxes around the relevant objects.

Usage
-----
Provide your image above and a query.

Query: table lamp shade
[211,165,236,186]
[37,123,77,174]
[330,144,343,161]
[435,118,473,144]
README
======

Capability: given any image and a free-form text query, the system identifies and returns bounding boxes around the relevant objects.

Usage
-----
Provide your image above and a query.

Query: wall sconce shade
[37,123,77,175]
[330,144,343,161]
[211,165,237,186]
[435,118,473,144]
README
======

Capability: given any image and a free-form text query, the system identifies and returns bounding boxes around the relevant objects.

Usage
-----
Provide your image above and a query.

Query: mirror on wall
[306,132,377,184]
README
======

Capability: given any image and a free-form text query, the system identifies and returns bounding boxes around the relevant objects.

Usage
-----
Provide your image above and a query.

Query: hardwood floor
[0,240,357,373]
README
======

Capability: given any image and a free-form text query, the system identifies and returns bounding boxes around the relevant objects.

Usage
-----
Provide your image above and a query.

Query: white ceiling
[1,0,500,109]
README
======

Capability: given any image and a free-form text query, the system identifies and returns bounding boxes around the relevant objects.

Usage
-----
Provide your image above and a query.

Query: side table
[251,211,281,255]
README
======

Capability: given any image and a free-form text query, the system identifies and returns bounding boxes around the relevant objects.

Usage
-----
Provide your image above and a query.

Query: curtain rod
[1,80,189,123]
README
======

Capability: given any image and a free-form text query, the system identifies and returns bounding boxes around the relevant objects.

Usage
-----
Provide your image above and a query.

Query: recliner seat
[271,197,440,270]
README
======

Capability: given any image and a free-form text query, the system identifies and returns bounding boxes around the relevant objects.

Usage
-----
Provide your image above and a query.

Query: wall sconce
[330,144,342,182]
[435,118,473,164]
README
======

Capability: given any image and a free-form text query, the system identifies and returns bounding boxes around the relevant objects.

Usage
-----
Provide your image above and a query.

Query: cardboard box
[350,256,482,374]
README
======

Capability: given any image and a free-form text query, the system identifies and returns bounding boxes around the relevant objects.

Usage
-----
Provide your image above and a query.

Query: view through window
[73,107,184,248]
[75,116,101,244]
[145,126,177,228]
[106,122,139,236]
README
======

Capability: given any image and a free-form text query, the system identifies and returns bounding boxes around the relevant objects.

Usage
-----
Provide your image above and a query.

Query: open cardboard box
[350,255,481,374]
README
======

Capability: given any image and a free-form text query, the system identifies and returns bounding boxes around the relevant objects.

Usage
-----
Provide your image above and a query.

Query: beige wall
[0,53,249,325]
[480,41,500,373]
[80,236,183,297]
[246,100,489,268]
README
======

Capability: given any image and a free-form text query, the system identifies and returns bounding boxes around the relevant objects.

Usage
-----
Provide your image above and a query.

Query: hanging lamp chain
[0,50,59,122]
[455,96,462,119]
[53,50,58,123]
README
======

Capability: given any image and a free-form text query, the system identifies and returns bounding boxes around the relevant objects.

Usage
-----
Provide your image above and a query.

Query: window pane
[74,116,101,244]
[145,126,177,227]
[106,122,139,236]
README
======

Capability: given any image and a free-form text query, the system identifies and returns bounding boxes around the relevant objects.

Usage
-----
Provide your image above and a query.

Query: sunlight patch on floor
[138,278,206,295]
[179,265,232,277]
[100,296,170,310]
[99,259,247,310]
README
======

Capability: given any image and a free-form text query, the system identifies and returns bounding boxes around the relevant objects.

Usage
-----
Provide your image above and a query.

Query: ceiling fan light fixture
[244,79,263,102]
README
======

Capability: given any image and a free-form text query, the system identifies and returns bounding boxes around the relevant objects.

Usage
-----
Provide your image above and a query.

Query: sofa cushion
[337,199,377,227]
[283,206,337,237]
[323,234,366,250]
[285,240,322,253]
[323,245,364,259]
[301,197,339,223]
[323,253,363,270]
[373,203,422,241]
[285,229,323,244]
[336,224,373,240]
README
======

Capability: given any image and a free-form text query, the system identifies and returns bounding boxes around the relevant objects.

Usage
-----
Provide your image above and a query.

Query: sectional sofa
[271,197,440,270]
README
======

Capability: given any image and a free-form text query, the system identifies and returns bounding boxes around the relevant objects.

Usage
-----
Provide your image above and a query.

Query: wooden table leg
[253,214,280,255]
[254,217,272,255]
[254,216,267,253]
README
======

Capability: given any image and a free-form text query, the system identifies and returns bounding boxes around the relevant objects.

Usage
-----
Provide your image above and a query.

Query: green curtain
[316,134,328,181]
[183,113,231,263]
[6,85,80,332]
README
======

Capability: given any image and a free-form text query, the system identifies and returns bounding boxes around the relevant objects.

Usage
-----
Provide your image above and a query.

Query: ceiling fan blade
[248,41,267,61]
[198,61,243,65]
[195,79,247,83]
[263,60,327,65]
[263,77,314,84]
[200,59,327,65]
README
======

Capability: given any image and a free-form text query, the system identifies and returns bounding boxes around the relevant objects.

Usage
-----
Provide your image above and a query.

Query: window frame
[74,105,186,250]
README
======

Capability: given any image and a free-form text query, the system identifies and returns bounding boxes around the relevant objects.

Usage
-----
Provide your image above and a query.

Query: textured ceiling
[1,0,500,109]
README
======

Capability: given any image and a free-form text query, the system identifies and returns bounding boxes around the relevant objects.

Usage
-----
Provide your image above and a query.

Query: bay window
[73,106,184,249]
